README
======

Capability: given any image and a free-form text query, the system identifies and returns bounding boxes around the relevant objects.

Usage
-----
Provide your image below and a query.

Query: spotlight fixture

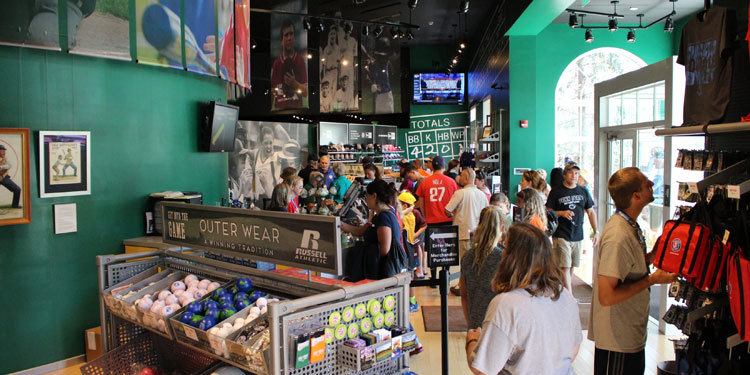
[408,0,418,9]
[608,17,618,32]
[398,29,405,39]
[627,29,635,42]
[373,25,383,38]
[585,29,593,43]
[251,38,257,49]
[343,22,353,35]
[568,13,578,28]
[664,17,674,32]
[452,57,458,64]
[316,20,325,32]
[459,1,469,14]
[362,24,369,36]
[457,48,463,54]
[307,53,313,59]
[406,30,414,40]
[459,42,466,49]
[390,27,399,39]
[303,17,311,31]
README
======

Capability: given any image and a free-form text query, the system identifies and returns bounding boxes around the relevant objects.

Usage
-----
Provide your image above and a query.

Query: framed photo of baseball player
[0,128,31,226]
[39,131,91,198]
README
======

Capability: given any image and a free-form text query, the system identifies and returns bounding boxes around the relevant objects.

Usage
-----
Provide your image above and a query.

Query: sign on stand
[161,203,343,275]
[426,225,459,268]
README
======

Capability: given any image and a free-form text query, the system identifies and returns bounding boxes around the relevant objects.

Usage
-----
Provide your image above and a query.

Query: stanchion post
[440,267,450,375]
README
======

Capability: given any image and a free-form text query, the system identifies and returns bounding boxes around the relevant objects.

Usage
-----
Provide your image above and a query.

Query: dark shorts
[594,348,645,375]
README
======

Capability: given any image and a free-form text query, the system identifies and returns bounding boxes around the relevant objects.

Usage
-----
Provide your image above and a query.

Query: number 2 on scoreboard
[429,187,445,202]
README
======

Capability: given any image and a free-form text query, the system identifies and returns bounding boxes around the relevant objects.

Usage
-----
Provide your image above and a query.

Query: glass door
[605,131,636,219]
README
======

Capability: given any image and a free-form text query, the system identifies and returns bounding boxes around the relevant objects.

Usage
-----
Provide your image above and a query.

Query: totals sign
[405,127,465,160]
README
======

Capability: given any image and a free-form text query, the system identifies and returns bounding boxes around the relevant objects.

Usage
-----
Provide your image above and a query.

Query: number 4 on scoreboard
[410,146,422,159]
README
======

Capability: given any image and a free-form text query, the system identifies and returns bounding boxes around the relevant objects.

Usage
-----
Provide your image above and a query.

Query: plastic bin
[80,332,215,375]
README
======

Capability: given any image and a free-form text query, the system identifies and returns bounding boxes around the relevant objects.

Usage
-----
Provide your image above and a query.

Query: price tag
[183,325,199,341]
[727,185,741,199]
[723,230,730,245]
[687,182,699,194]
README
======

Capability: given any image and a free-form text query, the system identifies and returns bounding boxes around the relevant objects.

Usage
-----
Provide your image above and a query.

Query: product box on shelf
[223,315,272,374]
[101,265,163,315]
[122,272,187,338]
[169,278,263,353]
[104,268,173,320]
[336,329,414,372]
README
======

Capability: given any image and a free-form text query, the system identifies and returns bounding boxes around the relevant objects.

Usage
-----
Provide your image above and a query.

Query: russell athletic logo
[295,230,328,265]
[670,238,682,253]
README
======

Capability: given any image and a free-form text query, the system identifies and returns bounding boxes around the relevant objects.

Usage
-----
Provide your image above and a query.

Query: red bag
[727,250,750,341]
[653,220,712,278]
[689,239,730,292]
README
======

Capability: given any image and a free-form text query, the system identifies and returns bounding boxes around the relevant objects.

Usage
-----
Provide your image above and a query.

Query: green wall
[0,46,227,373]
[507,23,676,194]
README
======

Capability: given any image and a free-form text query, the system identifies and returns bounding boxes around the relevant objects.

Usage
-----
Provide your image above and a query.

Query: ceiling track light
[316,19,325,33]
[664,16,674,32]
[303,17,311,31]
[608,17,618,32]
[452,57,458,64]
[406,30,414,40]
[343,22,353,35]
[569,12,578,28]
[398,29,405,39]
[373,25,383,38]
[390,26,399,39]
[627,29,636,42]
[251,38,257,49]
[459,42,466,49]
[459,1,469,14]
[408,0,418,9]
[585,29,594,43]
[362,24,369,36]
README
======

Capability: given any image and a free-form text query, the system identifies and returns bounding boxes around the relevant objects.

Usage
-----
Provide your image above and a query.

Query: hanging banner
[183,0,217,75]
[135,0,183,69]
[69,0,130,59]
[319,21,359,113]
[0,0,61,50]
[233,0,251,88]
[270,0,308,111]
[361,25,401,114]
[162,203,343,274]
[216,0,235,83]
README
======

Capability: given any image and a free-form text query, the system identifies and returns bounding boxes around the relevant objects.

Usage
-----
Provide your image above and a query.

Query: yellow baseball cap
[398,192,416,205]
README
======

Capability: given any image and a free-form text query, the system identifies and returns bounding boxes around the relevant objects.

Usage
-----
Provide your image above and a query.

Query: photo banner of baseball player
[232,0,251,88]
[0,1,62,50]
[360,30,401,114]
[68,0,130,59]
[183,0,217,75]
[270,0,309,111]
[319,20,359,113]
[229,121,309,207]
[135,0,184,69]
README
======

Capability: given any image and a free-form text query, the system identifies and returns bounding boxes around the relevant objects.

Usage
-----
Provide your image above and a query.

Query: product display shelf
[98,249,413,375]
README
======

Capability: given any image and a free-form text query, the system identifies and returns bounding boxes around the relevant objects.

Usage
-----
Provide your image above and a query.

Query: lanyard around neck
[615,209,650,271]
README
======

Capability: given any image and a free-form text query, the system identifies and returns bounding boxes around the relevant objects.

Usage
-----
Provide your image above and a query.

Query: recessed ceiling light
[629,7,638,11]
[428,21,434,26]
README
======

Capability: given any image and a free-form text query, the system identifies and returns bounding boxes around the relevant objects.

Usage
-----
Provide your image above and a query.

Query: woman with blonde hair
[465,223,581,375]
[520,170,548,197]
[515,188,548,232]
[459,206,507,329]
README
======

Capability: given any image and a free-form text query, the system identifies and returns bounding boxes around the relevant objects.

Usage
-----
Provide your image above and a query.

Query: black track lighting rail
[249,8,420,30]
[575,11,675,30]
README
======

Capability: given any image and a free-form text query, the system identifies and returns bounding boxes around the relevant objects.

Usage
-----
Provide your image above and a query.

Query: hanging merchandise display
[677,6,737,126]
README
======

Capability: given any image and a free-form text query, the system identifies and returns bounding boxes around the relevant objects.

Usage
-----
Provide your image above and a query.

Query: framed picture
[39,131,91,198]
[0,128,31,225]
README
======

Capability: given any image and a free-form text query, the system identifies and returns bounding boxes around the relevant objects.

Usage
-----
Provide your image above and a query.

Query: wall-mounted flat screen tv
[202,102,238,152]
[412,73,465,104]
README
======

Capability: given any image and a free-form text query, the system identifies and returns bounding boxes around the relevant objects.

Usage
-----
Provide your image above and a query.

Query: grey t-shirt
[588,214,650,353]
[472,288,582,375]
[461,246,503,329]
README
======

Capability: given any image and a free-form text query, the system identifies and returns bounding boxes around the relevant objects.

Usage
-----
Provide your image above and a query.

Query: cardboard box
[85,327,102,362]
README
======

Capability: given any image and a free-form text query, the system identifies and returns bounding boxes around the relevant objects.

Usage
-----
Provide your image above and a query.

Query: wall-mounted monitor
[412,73,465,105]
[201,102,238,152]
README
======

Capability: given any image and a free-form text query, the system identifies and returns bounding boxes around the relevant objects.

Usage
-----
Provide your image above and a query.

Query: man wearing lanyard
[589,167,677,375]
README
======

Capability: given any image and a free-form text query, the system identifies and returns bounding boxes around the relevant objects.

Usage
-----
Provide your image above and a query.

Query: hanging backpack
[653,200,714,278]
[727,249,750,341]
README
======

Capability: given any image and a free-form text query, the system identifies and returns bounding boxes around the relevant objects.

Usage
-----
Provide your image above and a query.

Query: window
[555,48,646,191]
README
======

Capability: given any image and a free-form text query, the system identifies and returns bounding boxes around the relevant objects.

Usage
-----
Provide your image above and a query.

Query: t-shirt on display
[677,7,737,126]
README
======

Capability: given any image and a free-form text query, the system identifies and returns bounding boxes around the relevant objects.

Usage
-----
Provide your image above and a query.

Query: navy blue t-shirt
[546,185,594,241]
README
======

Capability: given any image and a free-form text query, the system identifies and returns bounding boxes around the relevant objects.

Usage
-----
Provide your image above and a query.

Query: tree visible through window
[555,48,645,192]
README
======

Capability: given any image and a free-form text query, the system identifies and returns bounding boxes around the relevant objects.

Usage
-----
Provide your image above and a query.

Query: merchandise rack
[97,249,413,375]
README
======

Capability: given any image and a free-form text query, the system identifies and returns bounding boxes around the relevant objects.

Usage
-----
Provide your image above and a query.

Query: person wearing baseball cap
[0,144,22,209]
[546,162,598,291]
[297,153,319,185]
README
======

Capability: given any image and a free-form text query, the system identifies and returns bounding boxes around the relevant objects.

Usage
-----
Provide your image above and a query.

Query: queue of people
[246,151,674,374]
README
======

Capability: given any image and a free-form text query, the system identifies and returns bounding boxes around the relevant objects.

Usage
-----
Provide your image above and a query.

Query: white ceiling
[552,0,707,26]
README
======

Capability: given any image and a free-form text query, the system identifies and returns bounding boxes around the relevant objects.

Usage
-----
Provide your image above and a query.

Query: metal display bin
[98,249,412,375]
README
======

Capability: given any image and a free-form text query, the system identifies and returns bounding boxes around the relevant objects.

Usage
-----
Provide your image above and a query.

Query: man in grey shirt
[589,167,677,375]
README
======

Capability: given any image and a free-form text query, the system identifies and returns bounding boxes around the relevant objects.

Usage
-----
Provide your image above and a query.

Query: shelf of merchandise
[95,250,413,375]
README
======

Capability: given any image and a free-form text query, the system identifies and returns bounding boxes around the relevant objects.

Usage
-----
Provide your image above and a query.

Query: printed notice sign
[426,225,459,268]
[161,203,343,274]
